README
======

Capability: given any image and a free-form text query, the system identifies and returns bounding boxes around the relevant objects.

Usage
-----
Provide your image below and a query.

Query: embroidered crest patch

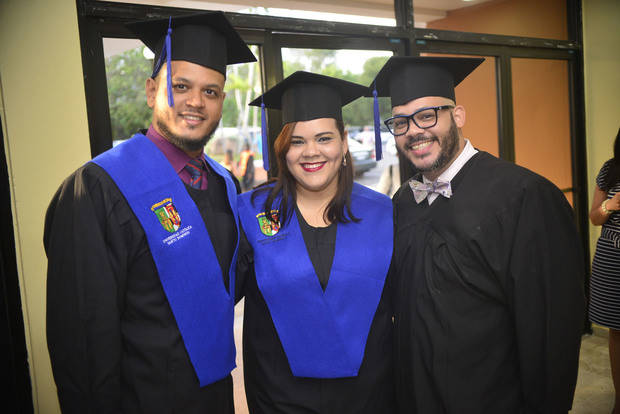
[256,210,280,236]
[151,198,181,233]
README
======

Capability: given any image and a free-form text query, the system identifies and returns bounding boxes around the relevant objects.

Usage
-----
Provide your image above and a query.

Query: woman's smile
[300,162,326,172]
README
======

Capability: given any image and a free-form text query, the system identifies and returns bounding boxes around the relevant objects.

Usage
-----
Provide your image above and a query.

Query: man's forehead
[158,60,225,83]
[392,96,454,113]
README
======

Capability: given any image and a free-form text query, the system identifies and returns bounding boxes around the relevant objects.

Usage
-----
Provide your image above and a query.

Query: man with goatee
[44,12,255,413]
[371,56,585,413]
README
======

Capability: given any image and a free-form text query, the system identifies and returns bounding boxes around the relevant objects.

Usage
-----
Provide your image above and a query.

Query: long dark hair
[251,118,359,227]
[601,127,620,191]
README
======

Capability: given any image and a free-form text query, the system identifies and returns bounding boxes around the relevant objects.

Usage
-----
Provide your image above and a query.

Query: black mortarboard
[249,71,368,124]
[370,56,484,107]
[248,71,370,171]
[127,12,256,76]
[126,12,256,107]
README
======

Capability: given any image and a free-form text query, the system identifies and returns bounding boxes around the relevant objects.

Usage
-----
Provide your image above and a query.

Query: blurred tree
[283,60,306,78]
[224,45,260,132]
[284,49,340,74]
[281,51,392,128]
[358,56,390,85]
[105,47,152,141]
[106,46,392,144]
[341,56,392,128]
[222,95,239,127]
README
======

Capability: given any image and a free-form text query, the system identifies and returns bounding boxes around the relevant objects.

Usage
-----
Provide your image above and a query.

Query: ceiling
[101,0,496,57]
[103,0,496,24]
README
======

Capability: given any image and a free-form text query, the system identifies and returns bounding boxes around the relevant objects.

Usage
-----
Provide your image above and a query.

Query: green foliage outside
[283,49,392,130]
[105,47,152,141]
[221,45,261,135]
[105,46,392,142]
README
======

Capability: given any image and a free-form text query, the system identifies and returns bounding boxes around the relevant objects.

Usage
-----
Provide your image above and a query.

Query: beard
[156,117,219,154]
[398,115,460,174]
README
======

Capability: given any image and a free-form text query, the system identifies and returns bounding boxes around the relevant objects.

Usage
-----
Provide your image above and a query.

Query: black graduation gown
[44,161,239,414]
[237,210,395,414]
[392,151,585,414]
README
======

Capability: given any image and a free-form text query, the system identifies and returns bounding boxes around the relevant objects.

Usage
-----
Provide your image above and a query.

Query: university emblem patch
[256,210,280,236]
[151,198,181,233]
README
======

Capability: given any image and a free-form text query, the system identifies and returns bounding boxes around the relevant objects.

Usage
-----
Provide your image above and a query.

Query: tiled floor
[233,302,249,414]
[233,303,615,414]
[571,327,615,413]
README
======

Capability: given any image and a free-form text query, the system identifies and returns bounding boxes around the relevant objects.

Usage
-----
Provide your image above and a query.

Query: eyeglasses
[384,105,454,136]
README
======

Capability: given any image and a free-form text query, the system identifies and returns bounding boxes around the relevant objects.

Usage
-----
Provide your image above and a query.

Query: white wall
[0,0,91,412]
[583,0,620,256]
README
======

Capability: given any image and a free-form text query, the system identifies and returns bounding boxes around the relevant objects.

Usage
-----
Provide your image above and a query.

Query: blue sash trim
[238,183,393,378]
[92,133,238,386]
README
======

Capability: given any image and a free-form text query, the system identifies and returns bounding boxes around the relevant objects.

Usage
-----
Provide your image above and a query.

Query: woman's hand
[606,191,620,211]
[590,186,614,226]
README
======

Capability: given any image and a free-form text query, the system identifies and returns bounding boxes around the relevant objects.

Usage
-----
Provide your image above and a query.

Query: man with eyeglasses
[371,56,585,413]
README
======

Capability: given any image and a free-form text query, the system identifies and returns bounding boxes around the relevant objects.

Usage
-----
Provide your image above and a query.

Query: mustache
[403,133,439,148]
[179,109,207,118]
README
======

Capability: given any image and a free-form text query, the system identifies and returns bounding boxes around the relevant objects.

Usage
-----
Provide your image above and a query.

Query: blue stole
[92,133,238,386]
[238,183,393,378]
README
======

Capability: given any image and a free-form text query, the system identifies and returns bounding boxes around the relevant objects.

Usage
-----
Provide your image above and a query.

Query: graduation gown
[392,151,585,414]
[44,161,239,414]
[237,185,395,414]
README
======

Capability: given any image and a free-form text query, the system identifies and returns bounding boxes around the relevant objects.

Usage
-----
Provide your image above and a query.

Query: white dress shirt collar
[423,139,478,205]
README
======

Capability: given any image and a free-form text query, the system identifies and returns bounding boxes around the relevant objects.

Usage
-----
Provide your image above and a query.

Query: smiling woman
[247,71,362,227]
[287,118,348,200]
[267,117,353,227]
[235,71,395,413]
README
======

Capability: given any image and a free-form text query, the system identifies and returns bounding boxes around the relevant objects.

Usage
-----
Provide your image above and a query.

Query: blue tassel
[261,99,269,172]
[372,84,382,161]
[165,18,174,107]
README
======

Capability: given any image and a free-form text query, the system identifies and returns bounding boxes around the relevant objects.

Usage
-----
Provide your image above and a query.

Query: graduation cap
[370,56,484,107]
[367,56,483,148]
[249,71,372,171]
[126,12,256,107]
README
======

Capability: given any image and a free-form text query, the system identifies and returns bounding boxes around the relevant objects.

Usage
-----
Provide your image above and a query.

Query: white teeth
[411,141,432,151]
[303,163,323,169]
[184,115,202,121]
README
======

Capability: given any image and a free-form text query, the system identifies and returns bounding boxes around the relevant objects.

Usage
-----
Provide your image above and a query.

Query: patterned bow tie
[409,179,452,204]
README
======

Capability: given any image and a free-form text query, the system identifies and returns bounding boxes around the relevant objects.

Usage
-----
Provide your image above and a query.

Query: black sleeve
[508,180,585,413]
[246,155,255,178]
[235,223,254,303]
[44,166,127,413]
[228,168,243,294]
[229,170,241,194]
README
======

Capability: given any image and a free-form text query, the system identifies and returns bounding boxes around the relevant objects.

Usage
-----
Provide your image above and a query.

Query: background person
[220,148,238,175]
[371,56,585,413]
[238,141,255,191]
[44,13,255,413]
[376,161,400,197]
[237,71,395,413]
[589,127,620,414]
